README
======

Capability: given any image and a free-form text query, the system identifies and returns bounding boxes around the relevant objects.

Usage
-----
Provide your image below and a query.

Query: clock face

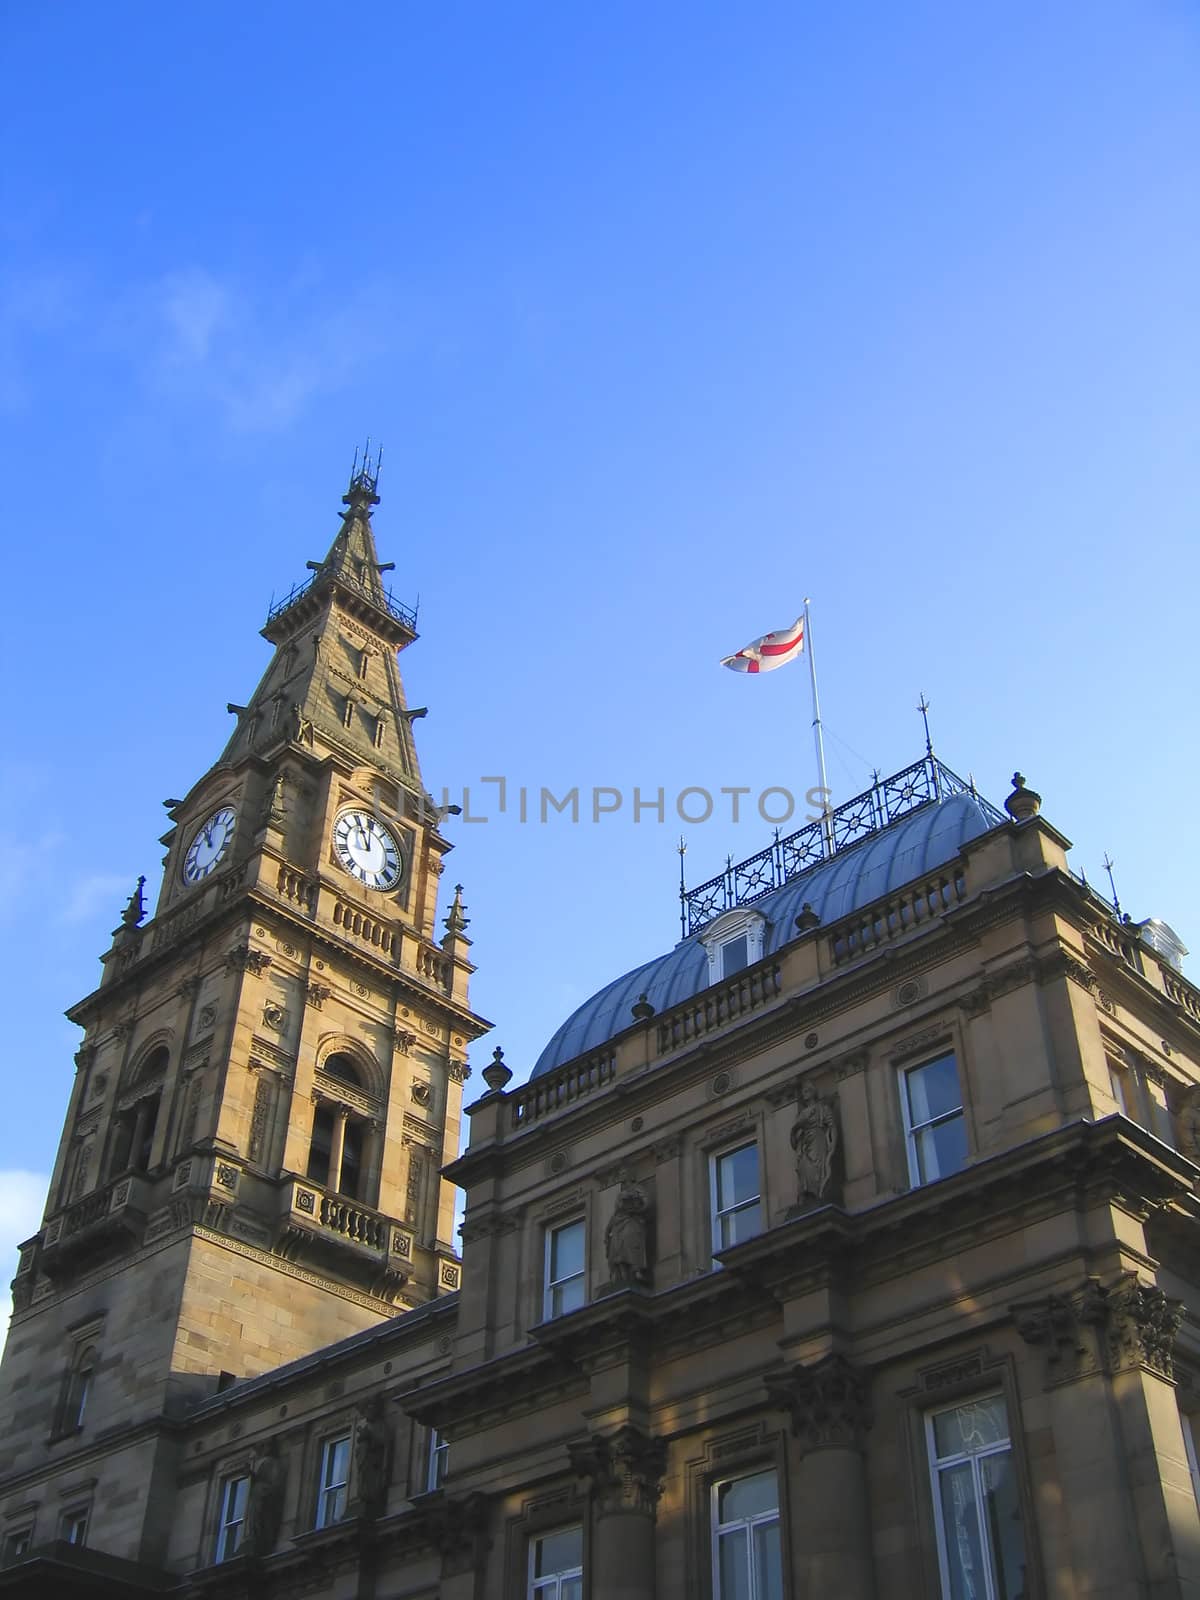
[333,809,403,891]
[182,806,237,885]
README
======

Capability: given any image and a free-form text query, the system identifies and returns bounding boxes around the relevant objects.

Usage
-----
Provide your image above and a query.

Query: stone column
[328,1105,350,1194]
[767,1354,876,1599]
[1014,1273,1198,1597]
[570,1424,666,1600]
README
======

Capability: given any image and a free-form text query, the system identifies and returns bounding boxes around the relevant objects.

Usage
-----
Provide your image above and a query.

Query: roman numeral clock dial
[333,809,403,891]
[181,805,237,884]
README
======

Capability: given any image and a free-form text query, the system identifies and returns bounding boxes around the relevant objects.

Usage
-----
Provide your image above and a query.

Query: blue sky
[1,2,1198,1265]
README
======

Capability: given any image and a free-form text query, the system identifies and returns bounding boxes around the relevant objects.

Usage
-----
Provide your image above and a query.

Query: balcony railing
[265,568,418,633]
[681,755,1004,936]
[655,961,783,1055]
[280,1178,413,1268]
[511,1049,617,1130]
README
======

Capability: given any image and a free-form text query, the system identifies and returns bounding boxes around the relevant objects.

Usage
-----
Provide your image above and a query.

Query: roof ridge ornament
[1004,772,1042,823]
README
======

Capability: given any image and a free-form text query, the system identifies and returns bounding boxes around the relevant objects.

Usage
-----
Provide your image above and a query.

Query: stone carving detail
[243,1437,287,1556]
[353,1394,391,1518]
[766,1353,872,1453]
[448,1062,471,1083]
[423,1491,490,1578]
[604,1181,650,1287]
[411,1081,432,1108]
[307,982,332,1009]
[262,1000,287,1032]
[1177,1087,1200,1162]
[216,1163,238,1191]
[789,1080,839,1208]
[440,1261,461,1289]
[197,1002,218,1032]
[1013,1272,1184,1383]
[176,976,202,1000]
[392,1029,418,1055]
[248,1074,272,1163]
[227,943,273,975]
[569,1424,667,1518]
[178,1075,203,1152]
[652,1135,683,1163]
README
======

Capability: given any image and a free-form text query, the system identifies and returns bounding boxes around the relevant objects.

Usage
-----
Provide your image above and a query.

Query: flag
[720,616,805,674]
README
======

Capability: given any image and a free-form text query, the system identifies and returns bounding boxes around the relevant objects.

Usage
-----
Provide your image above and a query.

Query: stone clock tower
[0,459,488,1566]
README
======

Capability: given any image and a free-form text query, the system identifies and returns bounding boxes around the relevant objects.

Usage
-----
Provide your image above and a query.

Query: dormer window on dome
[700,908,768,985]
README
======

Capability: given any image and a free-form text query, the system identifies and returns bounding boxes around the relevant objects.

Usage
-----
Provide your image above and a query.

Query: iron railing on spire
[265,566,418,632]
[680,754,1006,936]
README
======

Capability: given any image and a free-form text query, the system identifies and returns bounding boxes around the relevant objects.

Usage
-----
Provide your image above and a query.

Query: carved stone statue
[243,1437,286,1556]
[790,1079,839,1205]
[354,1394,391,1517]
[604,1180,650,1286]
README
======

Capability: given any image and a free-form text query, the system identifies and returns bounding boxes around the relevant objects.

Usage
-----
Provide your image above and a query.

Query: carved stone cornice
[568,1424,667,1518]
[765,1353,872,1453]
[959,949,1096,1018]
[1013,1271,1184,1385]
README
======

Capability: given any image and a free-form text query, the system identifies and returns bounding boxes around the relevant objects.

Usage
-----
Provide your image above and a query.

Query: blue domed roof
[531,789,1001,1079]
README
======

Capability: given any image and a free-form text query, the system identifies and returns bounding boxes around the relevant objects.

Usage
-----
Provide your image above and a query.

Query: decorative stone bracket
[1013,1271,1184,1385]
[765,1353,872,1454]
[569,1424,667,1518]
[422,1490,490,1578]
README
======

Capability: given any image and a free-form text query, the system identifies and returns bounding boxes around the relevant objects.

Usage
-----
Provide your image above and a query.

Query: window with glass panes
[926,1395,1027,1600]
[62,1509,88,1548]
[720,933,750,979]
[544,1219,586,1318]
[216,1474,248,1561]
[711,1468,782,1600]
[901,1054,967,1185]
[427,1427,449,1492]
[315,1434,351,1529]
[711,1143,762,1255]
[528,1524,583,1600]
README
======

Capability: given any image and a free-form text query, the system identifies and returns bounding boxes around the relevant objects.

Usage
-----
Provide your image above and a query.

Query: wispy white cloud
[0,1170,49,1338]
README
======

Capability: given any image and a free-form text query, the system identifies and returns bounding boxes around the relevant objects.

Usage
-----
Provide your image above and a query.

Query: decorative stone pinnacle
[121,875,147,928]
[631,993,656,1020]
[795,902,821,932]
[1004,771,1042,822]
[482,1046,512,1092]
[444,883,470,937]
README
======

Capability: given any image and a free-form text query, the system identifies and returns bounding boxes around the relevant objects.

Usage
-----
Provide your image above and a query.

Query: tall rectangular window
[62,1509,89,1548]
[544,1219,586,1319]
[528,1524,583,1600]
[927,1395,1027,1600]
[315,1434,351,1529]
[216,1475,248,1562]
[720,934,750,979]
[427,1427,449,1492]
[711,1468,782,1600]
[711,1143,762,1255]
[902,1054,967,1185]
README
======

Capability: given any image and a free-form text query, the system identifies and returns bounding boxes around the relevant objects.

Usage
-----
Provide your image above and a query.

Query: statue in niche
[790,1079,839,1205]
[354,1394,391,1517]
[604,1180,650,1286]
[1178,1087,1200,1163]
[243,1436,286,1556]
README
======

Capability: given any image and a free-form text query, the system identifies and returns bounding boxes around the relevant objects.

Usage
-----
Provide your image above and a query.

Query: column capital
[765,1353,872,1454]
[569,1424,667,1519]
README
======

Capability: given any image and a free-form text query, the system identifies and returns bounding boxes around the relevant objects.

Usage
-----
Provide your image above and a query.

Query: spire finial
[443,883,470,937]
[344,439,382,506]
[677,835,688,940]
[1102,853,1122,916]
[917,692,934,757]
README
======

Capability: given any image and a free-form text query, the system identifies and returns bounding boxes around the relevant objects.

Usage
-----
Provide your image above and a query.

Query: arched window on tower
[306,1055,369,1202]
[109,1046,168,1178]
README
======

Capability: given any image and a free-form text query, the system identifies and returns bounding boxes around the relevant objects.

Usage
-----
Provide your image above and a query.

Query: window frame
[925,1392,1026,1600]
[899,1052,967,1188]
[710,1467,782,1600]
[710,1140,762,1260]
[527,1522,584,1600]
[2,1529,32,1567]
[543,1216,587,1321]
[61,1507,89,1548]
[215,1472,249,1562]
[426,1427,449,1493]
[314,1432,352,1530]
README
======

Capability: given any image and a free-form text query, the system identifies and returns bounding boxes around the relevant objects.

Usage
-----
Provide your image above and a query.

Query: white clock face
[182,806,237,885]
[333,809,403,891]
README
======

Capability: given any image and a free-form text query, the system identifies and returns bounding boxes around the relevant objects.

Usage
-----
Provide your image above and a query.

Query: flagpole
[804,598,833,855]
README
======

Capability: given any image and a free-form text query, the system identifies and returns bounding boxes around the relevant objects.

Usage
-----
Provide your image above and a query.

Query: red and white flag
[720,616,805,674]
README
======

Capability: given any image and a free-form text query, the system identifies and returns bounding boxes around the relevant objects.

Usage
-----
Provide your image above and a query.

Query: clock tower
[0,458,488,1566]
